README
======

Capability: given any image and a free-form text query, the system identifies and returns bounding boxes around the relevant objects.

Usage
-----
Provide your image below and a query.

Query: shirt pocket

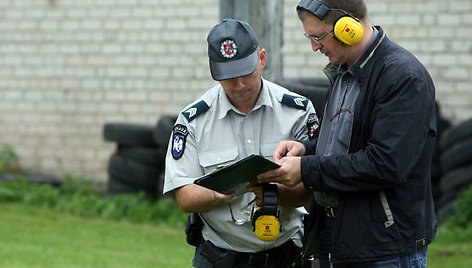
[260,142,278,160]
[335,111,354,150]
[198,147,239,174]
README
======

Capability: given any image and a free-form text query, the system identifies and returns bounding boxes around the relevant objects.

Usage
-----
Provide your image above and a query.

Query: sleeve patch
[307,113,319,140]
[281,94,308,110]
[181,100,210,122]
[171,124,188,160]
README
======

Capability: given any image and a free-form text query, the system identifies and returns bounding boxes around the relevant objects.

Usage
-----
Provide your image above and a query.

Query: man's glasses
[229,197,256,225]
[304,30,333,44]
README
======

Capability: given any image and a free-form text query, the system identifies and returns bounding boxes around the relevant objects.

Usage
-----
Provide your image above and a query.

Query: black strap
[261,183,278,216]
[297,0,331,21]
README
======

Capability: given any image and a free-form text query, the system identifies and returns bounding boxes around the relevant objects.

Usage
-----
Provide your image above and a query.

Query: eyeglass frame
[229,197,256,225]
[304,29,333,44]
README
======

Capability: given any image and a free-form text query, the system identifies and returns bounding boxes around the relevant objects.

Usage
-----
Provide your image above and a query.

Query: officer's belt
[234,240,293,266]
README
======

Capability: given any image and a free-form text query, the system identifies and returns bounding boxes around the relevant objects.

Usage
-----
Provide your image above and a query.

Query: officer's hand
[212,190,236,202]
[273,141,306,162]
[257,156,302,187]
[247,185,264,207]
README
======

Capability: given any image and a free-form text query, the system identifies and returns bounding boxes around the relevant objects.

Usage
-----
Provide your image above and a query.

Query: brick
[0,0,469,182]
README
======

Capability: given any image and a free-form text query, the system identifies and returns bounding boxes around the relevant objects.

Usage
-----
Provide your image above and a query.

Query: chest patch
[171,124,189,160]
[307,113,319,140]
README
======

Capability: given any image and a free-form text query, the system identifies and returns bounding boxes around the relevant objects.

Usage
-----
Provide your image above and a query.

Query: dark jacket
[301,26,438,263]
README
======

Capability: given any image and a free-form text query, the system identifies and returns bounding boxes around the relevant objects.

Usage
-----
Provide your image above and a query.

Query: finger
[273,142,289,162]
[257,170,276,180]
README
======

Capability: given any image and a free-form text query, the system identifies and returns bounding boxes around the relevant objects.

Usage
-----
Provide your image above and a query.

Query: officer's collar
[218,78,272,119]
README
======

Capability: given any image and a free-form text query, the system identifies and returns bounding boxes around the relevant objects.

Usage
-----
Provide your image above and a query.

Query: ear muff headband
[252,184,280,242]
[297,0,364,46]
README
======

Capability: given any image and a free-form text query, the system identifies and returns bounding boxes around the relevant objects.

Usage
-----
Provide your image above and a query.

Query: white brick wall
[0,0,470,181]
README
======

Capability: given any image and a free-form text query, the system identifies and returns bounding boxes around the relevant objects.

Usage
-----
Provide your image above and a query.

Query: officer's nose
[233,77,245,90]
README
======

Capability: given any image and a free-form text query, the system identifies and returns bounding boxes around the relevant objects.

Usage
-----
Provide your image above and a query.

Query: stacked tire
[436,117,472,223]
[430,102,451,213]
[103,115,177,198]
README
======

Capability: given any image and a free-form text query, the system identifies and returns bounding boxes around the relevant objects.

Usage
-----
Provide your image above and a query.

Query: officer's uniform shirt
[164,78,317,252]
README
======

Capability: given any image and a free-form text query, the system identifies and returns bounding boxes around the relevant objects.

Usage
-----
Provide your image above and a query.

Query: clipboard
[194,154,280,195]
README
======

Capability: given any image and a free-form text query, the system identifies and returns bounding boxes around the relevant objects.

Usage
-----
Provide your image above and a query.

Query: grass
[2,204,472,268]
[0,203,194,268]
[429,239,472,268]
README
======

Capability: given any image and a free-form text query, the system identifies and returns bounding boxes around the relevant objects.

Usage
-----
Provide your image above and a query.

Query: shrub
[447,184,472,229]
[439,184,472,242]
[0,144,20,172]
[0,176,188,228]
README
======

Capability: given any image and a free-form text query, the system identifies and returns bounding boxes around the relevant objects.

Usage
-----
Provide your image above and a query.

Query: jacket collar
[323,26,387,85]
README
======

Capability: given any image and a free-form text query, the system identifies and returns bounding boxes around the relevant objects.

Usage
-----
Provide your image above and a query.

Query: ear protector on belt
[251,183,280,242]
[297,0,364,46]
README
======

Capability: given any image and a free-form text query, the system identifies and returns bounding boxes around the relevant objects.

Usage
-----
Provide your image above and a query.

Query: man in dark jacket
[257,0,437,267]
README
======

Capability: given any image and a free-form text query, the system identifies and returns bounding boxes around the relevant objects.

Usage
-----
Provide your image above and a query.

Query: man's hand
[257,156,302,187]
[273,140,306,162]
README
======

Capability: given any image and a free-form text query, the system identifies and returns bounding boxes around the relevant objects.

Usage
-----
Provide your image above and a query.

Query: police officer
[164,19,319,268]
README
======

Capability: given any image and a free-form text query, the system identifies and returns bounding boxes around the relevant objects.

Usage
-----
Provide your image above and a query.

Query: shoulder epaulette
[281,94,309,110]
[181,100,210,122]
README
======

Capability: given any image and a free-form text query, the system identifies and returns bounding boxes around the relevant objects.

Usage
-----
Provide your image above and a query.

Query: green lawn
[0,203,194,268]
[1,203,471,268]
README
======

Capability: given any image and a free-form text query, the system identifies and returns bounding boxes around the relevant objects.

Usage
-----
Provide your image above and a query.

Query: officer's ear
[258,49,266,68]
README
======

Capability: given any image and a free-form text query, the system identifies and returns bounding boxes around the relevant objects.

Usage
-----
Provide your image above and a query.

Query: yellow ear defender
[333,16,364,46]
[297,0,364,46]
[251,184,280,242]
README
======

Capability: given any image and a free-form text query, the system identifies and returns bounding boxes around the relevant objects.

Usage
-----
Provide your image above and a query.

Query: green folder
[194,154,280,195]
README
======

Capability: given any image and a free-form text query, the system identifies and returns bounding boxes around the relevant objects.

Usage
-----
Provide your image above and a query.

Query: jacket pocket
[198,148,238,174]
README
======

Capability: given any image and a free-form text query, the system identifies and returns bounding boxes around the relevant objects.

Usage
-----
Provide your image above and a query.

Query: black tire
[107,176,146,194]
[440,165,472,193]
[439,117,472,151]
[437,199,455,224]
[107,176,161,198]
[0,171,62,187]
[275,78,329,115]
[440,137,472,172]
[430,162,442,183]
[153,115,178,149]
[108,153,162,189]
[156,172,164,197]
[436,190,459,210]
[117,145,166,167]
[103,123,157,147]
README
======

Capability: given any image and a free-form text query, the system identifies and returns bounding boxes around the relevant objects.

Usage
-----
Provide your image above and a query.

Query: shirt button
[247,139,252,144]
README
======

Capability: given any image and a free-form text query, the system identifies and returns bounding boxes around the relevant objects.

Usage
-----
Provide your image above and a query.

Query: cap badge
[220,39,237,58]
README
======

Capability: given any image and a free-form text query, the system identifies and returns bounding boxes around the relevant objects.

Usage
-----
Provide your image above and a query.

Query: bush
[0,144,20,172]
[0,176,188,228]
[447,184,472,229]
[439,184,472,241]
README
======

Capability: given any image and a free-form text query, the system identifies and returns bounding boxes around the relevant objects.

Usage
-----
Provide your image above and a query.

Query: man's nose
[311,39,322,52]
